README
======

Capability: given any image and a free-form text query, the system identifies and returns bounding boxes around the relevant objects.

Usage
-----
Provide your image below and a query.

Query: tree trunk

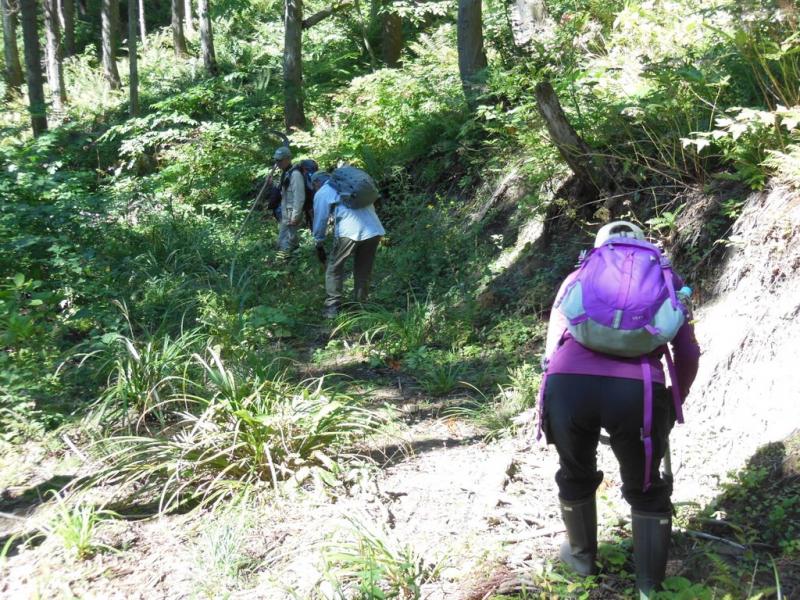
[138,0,146,46]
[510,0,548,48]
[128,0,138,115]
[58,0,74,56]
[171,0,188,57]
[43,0,66,111]
[381,3,401,68]
[19,0,47,135]
[457,0,487,108]
[183,0,194,36]
[101,0,121,89]
[1,0,24,95]
[283,0,304,130]
[197,0,216,75]
[534,80,607,196]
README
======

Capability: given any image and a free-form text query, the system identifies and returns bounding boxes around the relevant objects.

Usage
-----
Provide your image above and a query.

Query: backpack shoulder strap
[640,357,655,492]
[281,164,301,188]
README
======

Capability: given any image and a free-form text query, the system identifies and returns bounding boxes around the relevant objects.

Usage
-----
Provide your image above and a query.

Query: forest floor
[3,338,782,600]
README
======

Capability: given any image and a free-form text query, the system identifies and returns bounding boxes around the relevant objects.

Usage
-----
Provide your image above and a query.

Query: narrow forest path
[0,349,579,599]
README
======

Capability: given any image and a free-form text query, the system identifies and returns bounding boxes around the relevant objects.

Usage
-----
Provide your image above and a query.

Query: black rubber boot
[631,510,672,598]
[559,496,598,576]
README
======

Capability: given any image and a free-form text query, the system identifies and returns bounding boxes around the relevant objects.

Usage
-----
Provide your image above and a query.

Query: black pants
[543,373,675,513]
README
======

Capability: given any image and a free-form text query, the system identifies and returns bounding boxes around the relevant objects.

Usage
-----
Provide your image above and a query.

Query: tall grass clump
[1,491,119,561]
[321,516,439,600]
[89,347,383,512]
[446,363,541,440]
[333,300,435,359]
[86,327,205,429]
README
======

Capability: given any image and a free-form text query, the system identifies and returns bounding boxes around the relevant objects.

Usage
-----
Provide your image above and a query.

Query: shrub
[88,347,383,512]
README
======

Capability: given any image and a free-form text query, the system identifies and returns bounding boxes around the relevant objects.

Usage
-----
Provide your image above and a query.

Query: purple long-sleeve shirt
[544,270,701,397]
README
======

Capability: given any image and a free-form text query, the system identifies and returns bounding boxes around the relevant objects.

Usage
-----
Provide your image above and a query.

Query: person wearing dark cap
[274,146,306,254]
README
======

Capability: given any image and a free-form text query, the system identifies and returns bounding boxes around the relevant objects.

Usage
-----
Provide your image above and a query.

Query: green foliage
[2,0,799,594]
[321,517,439,599]
[44,492,119,560]
[705,440,800,552]
[88,347,383,512]
[1,491,119,562]
[294,26,466,177]
[446,363,541,440]
[647,203,685,234]
[87,323,206,429]
[332,296,443,360]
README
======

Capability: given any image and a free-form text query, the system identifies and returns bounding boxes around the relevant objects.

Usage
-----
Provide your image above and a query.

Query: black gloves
[315,243,327,265]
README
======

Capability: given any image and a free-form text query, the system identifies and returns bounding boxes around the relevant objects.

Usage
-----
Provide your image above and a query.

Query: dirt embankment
[670,185,800,501]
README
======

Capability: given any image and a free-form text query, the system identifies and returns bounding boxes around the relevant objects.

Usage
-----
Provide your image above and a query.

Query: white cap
[594,221,645,247]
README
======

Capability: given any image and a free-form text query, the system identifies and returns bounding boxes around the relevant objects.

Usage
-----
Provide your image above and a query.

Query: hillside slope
[672,184,800,501]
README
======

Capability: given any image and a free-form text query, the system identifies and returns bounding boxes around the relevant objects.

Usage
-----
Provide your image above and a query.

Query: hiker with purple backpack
[538,221,700,598]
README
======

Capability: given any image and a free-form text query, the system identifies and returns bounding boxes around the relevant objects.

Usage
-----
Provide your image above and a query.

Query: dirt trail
[0,370,567,599]
[0,355,728,599]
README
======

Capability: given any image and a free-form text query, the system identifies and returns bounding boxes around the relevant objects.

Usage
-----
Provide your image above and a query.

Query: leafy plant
[332,296,439,360]
[647,203,685,234]
[86,322,205,429]
[2,491,119,561]
[88,347,384,512]
[445,364,541,440]
[415,360,466,397]
[321,516,439,599]
[46,492,119,560]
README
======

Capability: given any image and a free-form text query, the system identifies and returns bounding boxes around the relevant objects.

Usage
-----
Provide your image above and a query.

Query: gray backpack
[329,166,379,209]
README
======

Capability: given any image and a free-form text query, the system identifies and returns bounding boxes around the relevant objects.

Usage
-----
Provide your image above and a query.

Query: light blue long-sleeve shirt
[312,182,385,244]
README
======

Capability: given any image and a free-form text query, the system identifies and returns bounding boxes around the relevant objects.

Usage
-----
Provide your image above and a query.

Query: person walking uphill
[538,221,700,598]
[274,146,306,255]
[311,169,385,319]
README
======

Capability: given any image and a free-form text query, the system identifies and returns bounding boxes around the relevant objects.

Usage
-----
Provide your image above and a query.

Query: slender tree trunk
[171,0,188,57]
[58,0,74,56]
[183,0,194,36]
[101,0,121,89]
[381,3,402,68]
[138,0,146,46]
[19,0,47,135]
[76,0,84,15]
[128,0,138,115]
[1,0,24,95]
[283,0,304,129]
[457,0,487,108]
[43,0,66,111]
[197,0,216,75]
[534,80,608,196]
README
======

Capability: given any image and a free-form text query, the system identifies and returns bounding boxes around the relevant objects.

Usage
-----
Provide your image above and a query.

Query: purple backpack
[541,238,688,491]
[556,238,686,355]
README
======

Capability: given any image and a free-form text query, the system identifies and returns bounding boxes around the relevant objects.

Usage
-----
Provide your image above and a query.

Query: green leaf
[100,332,120,345]
[12,273,25,287]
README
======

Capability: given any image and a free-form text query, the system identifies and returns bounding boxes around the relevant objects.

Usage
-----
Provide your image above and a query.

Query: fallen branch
[302,3,352,29]
[502,525,565,543]
[62,433,89,462]
[679,528,747,552]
